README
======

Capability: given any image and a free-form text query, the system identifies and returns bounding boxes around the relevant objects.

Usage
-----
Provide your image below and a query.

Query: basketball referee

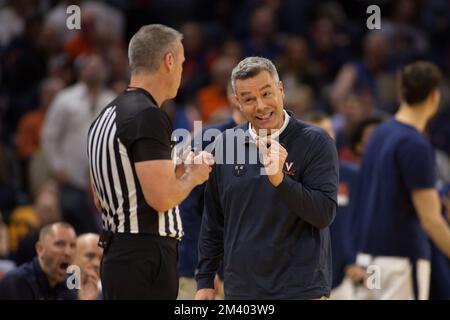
[87,24,214,299]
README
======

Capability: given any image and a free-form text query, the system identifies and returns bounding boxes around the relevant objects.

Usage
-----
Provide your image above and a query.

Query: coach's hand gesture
[257,137,288,187]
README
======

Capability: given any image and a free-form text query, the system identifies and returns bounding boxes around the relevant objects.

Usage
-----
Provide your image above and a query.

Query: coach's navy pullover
[196,113,339,299]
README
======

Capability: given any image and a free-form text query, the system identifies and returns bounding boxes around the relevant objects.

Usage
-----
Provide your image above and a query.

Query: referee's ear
[163,51,175,72]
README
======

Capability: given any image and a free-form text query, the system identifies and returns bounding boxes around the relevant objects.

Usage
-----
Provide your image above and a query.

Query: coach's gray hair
[128,24,183,74]
[231,56,280,93]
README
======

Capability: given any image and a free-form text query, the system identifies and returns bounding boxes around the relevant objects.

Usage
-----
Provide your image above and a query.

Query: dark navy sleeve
[0,272,34,299]
[276,132,339,229]
[398,138,436,189]
[196,164,224,289]
[178,184,205,277]
[178,129,210,277]
[430,183,450,299]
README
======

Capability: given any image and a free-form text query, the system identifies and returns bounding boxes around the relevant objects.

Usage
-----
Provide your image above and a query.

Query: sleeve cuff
[275,174,297,194]
[196,275,215,290]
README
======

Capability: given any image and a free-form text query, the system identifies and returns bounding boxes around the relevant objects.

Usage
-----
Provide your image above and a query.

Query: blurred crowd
[0,0,450,299]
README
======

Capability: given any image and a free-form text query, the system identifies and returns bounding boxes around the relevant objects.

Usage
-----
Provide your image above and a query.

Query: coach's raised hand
[257,137,288,187]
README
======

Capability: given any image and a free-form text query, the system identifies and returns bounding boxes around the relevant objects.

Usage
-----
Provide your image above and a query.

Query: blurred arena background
[0,0,449,299]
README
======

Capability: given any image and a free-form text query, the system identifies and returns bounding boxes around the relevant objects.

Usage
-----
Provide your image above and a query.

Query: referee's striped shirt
[87,87,183,239]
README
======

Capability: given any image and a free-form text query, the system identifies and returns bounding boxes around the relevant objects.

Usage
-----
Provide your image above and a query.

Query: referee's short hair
[231,56,280,93]
[401,61,442,106]
[128,24,183,74]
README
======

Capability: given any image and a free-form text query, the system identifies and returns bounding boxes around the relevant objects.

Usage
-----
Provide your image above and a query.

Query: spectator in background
[178,22,209,104]
[0,222,77,300]
[352,61,450,299]
[0,0,37,48]
[73,233,102,300]
[64,8,98,59]
[277,36,317,118]
[284,87,315,119]
[7,205,39,256]
[302,111,335,139]
[45,0,124,46]
[241,5,282,60]
[383,0,429,66]
[332,90,385,162]
[16,78,64,194]
[308,14,349,92]
[14,181,62,266]
[42,53,116,234]
[0,212,9,259]
[1,13,48,138]
[347,117,386,162]
[196,56,235,122]
[44,0,82,44]
[277,36,319,98]
[219,38,243,66]
[46,54,75,87]
[0,143,20,219]
[105,46,130,94]
[331,31,397,113]
[421,0,450,72]
[0,211,14,279]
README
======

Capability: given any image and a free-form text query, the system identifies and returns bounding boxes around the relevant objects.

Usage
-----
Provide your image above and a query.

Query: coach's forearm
[196,168,223,289]
[196,223,223,290]
[276,175,336,229]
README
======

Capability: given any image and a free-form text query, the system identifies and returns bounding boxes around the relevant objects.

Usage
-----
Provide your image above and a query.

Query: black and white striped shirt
[87,87,183,239]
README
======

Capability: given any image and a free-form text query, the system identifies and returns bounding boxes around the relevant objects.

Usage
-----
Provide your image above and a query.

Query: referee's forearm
[150,173,198,212]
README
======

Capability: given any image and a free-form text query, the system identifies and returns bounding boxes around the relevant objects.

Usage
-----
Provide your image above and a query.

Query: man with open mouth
[0,222,78,300]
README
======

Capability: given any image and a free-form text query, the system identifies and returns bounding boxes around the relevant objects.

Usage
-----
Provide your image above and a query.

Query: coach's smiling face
[234,70,285,135]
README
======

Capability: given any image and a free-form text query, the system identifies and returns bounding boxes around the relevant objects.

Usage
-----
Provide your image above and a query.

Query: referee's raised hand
[185,151,215,185]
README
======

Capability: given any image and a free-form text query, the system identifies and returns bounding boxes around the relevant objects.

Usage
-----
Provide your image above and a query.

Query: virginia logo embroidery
[283,162,296,177]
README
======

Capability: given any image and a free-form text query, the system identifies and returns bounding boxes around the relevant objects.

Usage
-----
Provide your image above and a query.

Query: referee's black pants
[101,233,179,300]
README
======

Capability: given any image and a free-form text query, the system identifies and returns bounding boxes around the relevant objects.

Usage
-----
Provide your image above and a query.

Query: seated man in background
[74,233,103,300]
[0,222,77,299]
